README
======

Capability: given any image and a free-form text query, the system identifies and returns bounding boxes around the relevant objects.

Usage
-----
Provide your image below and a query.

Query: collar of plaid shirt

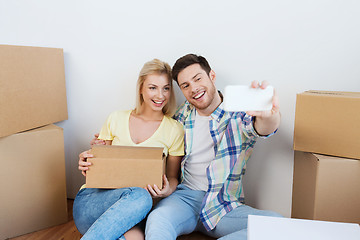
[174,97,274,231]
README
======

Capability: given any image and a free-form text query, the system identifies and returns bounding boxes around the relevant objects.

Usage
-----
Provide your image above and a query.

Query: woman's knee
[129,187,153,212]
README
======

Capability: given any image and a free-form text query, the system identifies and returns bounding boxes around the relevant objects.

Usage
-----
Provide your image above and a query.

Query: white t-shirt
[183,112,214,191]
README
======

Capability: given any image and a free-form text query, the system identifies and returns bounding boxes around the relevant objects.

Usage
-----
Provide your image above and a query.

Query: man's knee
[147,207,172,226]
[146,207,177,239]
[263,210,283,218]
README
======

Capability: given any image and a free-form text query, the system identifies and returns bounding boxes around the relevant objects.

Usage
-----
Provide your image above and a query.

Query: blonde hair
[134,59,176,117]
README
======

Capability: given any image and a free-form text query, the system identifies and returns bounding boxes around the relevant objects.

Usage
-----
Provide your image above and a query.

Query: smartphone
[223,85,274,112]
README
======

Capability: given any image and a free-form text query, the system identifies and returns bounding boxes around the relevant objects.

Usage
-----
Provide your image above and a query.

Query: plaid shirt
[174,99,274,231]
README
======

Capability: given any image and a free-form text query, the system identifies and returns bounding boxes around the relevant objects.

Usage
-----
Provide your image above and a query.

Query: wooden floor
[9,199,214,240]
[9,199,81,240]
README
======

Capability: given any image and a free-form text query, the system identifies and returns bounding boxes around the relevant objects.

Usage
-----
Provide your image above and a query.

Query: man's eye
[182,85,189,89]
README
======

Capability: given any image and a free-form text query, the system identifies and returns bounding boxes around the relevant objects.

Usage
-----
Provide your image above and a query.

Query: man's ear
[209,70,216,82]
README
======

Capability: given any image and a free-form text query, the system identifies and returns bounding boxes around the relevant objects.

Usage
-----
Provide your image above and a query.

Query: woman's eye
[149,87,156,90]
[164,87,170,91]
[182,85,189,89]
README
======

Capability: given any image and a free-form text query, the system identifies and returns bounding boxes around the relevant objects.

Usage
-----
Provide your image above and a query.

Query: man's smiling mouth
[193,91,205,100]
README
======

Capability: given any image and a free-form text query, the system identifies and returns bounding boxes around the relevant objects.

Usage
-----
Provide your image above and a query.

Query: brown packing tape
[304,90,360,97]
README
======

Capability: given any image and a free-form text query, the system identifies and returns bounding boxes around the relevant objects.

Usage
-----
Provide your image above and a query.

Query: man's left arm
[247,81,281,136]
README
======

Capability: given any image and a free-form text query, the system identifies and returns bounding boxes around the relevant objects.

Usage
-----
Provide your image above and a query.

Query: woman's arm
[147,155,182,198]
[164,155,182,194]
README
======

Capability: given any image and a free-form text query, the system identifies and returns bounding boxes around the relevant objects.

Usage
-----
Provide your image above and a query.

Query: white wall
[1,0,359,217]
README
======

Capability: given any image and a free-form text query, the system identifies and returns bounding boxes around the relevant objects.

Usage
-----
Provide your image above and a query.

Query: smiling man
[145,54,282,240]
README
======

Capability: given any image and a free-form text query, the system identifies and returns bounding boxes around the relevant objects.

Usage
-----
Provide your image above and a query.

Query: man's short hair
[172,54,211,83]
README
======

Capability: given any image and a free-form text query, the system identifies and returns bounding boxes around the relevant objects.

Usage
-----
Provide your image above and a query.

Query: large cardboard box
[293,90,360,159]
[291,151,360,224]
[86,145,165,189]
[0,124,68,239]
[0,44,68,138]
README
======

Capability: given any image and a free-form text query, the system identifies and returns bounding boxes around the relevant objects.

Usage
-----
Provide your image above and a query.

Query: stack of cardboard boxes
[0,45,68,239]
[292,90,360,224]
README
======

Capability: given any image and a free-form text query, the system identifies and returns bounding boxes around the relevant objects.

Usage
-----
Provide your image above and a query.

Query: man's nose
[190,83,199,93]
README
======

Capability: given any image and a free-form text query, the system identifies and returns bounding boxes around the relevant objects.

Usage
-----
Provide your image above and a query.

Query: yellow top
[98,110,184,157]
[80,110,184,190]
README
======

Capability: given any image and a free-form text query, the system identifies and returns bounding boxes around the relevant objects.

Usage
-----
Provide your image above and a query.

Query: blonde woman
[73,59,184,240]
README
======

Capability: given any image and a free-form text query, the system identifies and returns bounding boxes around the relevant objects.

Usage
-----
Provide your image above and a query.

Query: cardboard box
[0,124,68,239]
[86,145,165,189]
[0,44,68,138]
[248,215,360,240]
[293,90,360,159]
[291,151,360,224]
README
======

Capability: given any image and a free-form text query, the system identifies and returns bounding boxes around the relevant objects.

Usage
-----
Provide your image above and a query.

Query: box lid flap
[90,145,164,160]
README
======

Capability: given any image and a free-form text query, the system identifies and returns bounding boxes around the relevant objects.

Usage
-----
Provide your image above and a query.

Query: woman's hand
[78,150,93,176]
[146,175,173,198]
[90,133,106,145]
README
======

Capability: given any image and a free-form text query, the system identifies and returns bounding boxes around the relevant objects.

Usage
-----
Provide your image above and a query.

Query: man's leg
[197,204,282,240]
[145,184,205,240]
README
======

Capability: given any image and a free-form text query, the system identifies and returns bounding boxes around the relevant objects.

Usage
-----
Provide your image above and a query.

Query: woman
[73,59,184,240]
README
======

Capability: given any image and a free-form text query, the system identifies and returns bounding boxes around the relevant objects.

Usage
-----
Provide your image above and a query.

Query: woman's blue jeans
[73,187,152,240]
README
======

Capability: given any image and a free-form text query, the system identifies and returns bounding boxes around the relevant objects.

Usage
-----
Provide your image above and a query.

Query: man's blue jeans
[145,184,282,240]
[73,187,152,240]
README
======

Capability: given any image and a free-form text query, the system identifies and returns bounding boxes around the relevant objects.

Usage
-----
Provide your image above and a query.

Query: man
[145,54,282,240]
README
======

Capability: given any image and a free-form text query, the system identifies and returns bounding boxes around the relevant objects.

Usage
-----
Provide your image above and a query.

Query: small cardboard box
[86,145,165,189]
[291,151,360,224]
[0,124,68,239]
[0,44,68,138]
[293,90,360,160]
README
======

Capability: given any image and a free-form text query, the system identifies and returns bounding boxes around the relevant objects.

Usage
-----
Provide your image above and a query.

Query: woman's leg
[73,187,152,239]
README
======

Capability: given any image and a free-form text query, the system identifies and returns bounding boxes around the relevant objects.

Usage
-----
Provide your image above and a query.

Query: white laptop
[247,215,360,240]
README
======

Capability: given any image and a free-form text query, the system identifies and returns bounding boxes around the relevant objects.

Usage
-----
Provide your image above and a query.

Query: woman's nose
[157,89,164,98]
